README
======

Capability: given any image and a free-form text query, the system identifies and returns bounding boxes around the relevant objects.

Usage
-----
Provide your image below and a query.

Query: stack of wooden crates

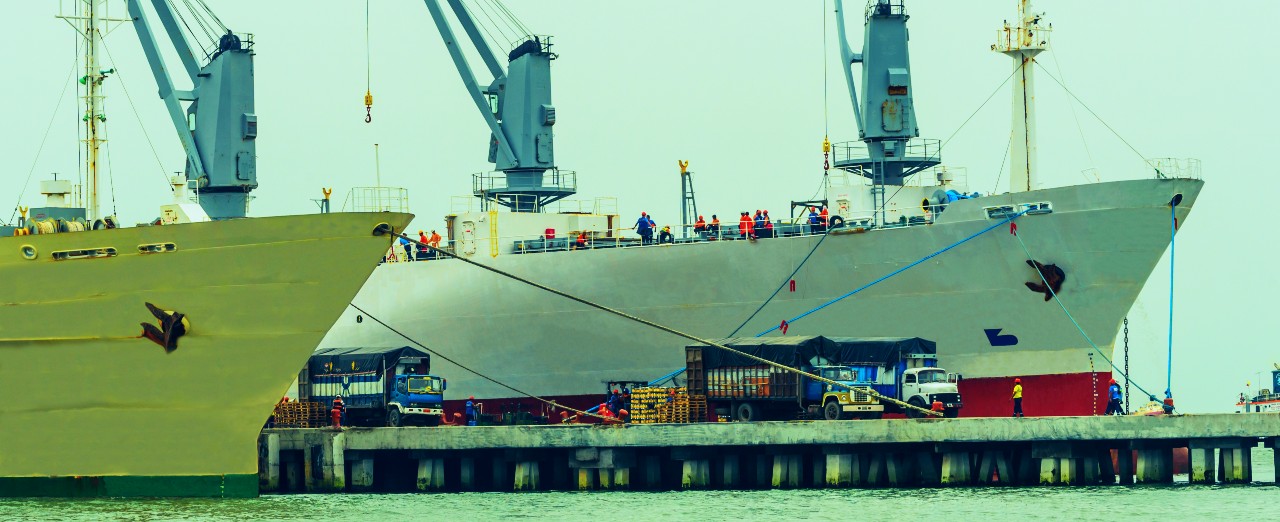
[629,387,707,424]
[271,401,329,428]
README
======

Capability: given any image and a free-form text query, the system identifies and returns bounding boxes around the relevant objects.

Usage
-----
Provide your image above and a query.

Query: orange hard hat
[641,212,647,216]
[1014,378,1021,384]
[468,395,475,400]
[1109,378,1117,384]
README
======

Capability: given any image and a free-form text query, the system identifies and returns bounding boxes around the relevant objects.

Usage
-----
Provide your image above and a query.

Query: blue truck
[686,336,961,422]
[304,346,446,427]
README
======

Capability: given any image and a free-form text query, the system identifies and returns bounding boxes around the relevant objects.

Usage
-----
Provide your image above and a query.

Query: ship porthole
[356,315,363,324]
[20,244,36,260]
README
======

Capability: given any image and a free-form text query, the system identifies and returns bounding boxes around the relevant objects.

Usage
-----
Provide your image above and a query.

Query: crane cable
[364,0,373,123]
[397,233,941,417]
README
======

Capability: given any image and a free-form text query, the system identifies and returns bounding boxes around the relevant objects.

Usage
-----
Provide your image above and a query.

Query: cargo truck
[302,346,446,427]
[685,336,961,421]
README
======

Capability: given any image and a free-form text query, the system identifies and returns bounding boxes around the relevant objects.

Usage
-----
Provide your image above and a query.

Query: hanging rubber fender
[828,215,845,230]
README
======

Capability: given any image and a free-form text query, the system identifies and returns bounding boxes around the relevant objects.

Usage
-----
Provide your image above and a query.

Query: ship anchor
[140,302,188,353]
[1024,259,1066,301]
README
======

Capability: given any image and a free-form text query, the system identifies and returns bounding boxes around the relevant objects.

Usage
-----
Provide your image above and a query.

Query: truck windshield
[408,377,442,393]
[822,368,856,381]
[917,370,947,383]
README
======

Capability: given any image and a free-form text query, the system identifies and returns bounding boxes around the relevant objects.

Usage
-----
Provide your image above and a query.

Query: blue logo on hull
[985,329,1019,347]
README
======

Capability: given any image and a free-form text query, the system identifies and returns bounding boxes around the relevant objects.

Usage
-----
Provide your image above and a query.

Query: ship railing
[865,0,906,19]
[386,210,943,262]
[508,213,904,255]
[471,169,578,194]
[828,165,970,190]
[831,138,943,167]
[1148,157,1201,180]
[450,195,620,216]
[340,187,410,213]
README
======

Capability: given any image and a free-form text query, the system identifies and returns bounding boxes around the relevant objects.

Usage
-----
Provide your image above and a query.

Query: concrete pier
[258,413,1280,493]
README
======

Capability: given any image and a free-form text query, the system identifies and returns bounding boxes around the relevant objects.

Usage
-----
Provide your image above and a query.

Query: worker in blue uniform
[1105,378,1123,415]
[633,212,654,245]
[465,395,477,426]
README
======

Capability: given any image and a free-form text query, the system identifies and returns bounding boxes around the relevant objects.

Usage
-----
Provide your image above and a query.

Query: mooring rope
[1165,204,1176,400]
[400,234,940,417]
[726,231,831,338]
[349,303,616,423]
[1011,228,1156,401]
[754,210,1029,337]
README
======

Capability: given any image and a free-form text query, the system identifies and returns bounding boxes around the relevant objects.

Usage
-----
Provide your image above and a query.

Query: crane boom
[422,0,573,212]
[125,0,258,219]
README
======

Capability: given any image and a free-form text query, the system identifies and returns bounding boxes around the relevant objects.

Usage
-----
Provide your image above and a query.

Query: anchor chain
[1123,317,1130,413]
[1089,352,1097,415]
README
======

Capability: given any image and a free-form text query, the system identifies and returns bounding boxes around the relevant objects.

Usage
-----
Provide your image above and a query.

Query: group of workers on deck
[629,206,832,245]
[389,230,442,262]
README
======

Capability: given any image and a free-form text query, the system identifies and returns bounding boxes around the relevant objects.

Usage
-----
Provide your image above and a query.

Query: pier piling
[258,413,1279,493]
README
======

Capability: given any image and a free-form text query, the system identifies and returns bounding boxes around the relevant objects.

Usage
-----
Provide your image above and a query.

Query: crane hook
[364,89,374,123]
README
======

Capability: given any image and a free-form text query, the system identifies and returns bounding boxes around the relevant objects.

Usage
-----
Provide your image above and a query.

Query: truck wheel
[906,397,927,419]
[387,408,402,427]
[944,408,961,419]
[735,402,759,422]
[823,400,845,421]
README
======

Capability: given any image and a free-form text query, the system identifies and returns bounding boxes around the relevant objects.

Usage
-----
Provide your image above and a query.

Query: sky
[3,1,1276,413]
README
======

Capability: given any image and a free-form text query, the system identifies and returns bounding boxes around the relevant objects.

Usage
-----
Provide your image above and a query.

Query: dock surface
[259,413,1280,492]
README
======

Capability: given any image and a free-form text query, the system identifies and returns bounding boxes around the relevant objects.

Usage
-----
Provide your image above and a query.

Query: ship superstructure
[321,0,1201,420]
[0,1,411,497]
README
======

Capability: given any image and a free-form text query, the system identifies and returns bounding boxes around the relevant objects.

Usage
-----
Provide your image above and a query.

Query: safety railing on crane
[830,138,942,168]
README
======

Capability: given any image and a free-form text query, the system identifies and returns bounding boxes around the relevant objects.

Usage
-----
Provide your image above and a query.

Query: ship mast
[993,0,1051,193]
[57,1,127,222]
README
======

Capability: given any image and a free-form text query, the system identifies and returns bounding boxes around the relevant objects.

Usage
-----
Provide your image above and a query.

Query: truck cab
[809,365,886,420]
[900,367,961,418]
[388,374,446,427]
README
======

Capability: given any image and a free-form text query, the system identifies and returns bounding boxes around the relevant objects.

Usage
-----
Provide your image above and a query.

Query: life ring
[828,215,845,229]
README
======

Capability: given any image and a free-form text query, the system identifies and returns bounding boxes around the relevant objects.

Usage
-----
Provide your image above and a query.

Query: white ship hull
[321,178,1201,418]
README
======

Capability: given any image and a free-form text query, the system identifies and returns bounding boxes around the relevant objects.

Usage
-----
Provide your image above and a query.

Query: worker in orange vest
[819,206,830,232]
[575,231,588,250]
[694,215,706,234]
[331,395,346,428]
[709,215,721,239]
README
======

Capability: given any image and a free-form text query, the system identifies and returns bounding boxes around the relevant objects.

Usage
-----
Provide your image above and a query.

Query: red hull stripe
[441,372,1116,420]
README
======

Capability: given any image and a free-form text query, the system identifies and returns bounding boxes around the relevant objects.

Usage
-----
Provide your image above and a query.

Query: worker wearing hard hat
[1012,378,1024,418]
[1105,378,1124,415]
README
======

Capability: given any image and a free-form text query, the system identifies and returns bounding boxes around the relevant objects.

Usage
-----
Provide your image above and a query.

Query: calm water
[5,449,1275,521]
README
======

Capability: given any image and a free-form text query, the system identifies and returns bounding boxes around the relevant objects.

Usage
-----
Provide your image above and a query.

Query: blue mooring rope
[754,210,1029,337]
[646,213,1023,387]
[726,231,831,338]
[1011,228,1156,401]
[1166,204,1175,399]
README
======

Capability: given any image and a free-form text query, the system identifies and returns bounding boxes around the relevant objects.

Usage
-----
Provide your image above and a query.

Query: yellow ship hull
[0,212,411,497]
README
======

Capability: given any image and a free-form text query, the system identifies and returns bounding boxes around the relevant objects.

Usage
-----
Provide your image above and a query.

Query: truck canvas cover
[309,346,430,376]
[692,336,936,369]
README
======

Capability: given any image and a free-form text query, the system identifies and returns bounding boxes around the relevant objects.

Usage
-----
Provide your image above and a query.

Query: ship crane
[422,0,574,213]
[125,0,258,220]
[832,0,941,226]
